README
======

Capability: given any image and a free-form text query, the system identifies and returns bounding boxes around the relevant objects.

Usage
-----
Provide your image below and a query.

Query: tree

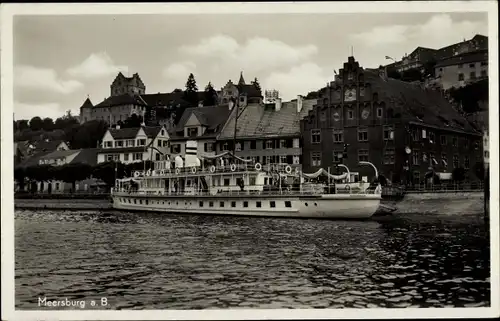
[54,163,93,192]
[122,114,142,128]
[251,77,261,91]
[184,73,199,106]
[29,116,43,131]
[203,82,218,106]
[42,117,54,131]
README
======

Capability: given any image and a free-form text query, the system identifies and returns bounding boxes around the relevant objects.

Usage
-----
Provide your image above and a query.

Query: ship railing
[132,163,300,177]
[112,182,380,196]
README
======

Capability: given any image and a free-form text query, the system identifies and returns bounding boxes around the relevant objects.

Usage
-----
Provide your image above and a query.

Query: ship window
[209,201,214,207]
[243,201,248,208]
[139,199,143,204]
[305,203,308,206]
[231,201,236,207]
[285,201,292,208]
[270,201,276,208]
[220,201,224,207]
[224,179,230,186]
[134,199,137,204]
[256,201,262,208]
[145,200,149,205]
[199,201,203,207]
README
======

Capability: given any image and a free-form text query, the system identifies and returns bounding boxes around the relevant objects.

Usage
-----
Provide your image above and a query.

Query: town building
[168,105,233,158]
[97,125,170,164]
[216,95,317,171]
[301,56,484,185]
[386,34,488,78]
[15,148,103,194]
[434,49,488,90]
[218,72,263,105]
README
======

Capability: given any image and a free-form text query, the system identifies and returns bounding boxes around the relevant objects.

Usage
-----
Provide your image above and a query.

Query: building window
[187,127,198,137]
[171,144,181,154]
[481,61,488,66]
[115,140,123,147]
[474,141,480,150]
[209,201,214,207]
[113,155,119,161]
[157,140,162,147]
[333,130,344,143]
[358,149,369,162]
[470,72,476,80]
[311,129,321,144]
[453,154,459,168]
[105,141,113,148]
[441,154,448,167]
[311,152,321,167]
[106,154,113,161]
[428,131,435,143]
[469,63,475,68]
[270,201,276,208]
[413,171,421,185]
[279,155,288,164]
[383,148,395,165]
[155,153,161,161]
[250,140,256,149]
[127,139,135,147]
[347,110,354,119]
[256,201,262,208]
[266,140,274,149]
[458,73,464,81]
[440,135,447,145]
[243,201,248,208]
[412,150,420,165]
[231,201,236,208]
[285,201,292,208]
[333,150,343,163]
[124,154,129,161]
[383,126,394,140]
[223,178,230,186]
[412,129,420,141]
[481,70,488,78]
[199,201,204,207]
[452,136,458,147]
[222,142,229,151]
[376,108,383,118]
[430,152,438,166]
[280,140,287,149]
[358,128,368,142]
[220,201,225,208]
[464,156,470,169]
[133,153,143,160]
[137,139,146,146]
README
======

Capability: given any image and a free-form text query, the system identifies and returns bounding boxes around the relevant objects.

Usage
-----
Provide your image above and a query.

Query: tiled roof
[17,151,53,168]
[94,93,147,108]
[33,139,66,153]
[435,50,488,68]
[109,127,141,140]
[39,149,79,160]
[108,126,163,140]
[218,99,317,140]
[97,146,147,154]
[171,105,232,139]
[79,98,94,109]
[72,148,100,166]
[355,69,478,134]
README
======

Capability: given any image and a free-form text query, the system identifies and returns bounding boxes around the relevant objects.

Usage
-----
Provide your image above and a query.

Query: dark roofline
[409,121,481,136]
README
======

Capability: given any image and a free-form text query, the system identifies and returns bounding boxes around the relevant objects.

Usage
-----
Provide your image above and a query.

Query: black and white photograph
[1,1,498,320]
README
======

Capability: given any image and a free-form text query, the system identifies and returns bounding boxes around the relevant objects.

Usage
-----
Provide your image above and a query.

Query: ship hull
[111,193,381,219]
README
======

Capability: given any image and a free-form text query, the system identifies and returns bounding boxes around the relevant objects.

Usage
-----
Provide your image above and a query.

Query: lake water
[15,210,490,309]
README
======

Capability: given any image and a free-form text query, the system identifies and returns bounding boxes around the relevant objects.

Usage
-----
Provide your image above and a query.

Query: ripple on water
[14,209,490,309]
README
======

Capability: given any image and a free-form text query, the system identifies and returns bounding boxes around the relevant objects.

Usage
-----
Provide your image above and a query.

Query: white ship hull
[111,193,381,219]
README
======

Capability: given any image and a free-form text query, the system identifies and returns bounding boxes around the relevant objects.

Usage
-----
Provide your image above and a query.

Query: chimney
[275,98,282,111]
[297,95,303,113]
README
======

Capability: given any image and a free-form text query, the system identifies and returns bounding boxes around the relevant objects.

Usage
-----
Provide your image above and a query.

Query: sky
[12,10,488,121]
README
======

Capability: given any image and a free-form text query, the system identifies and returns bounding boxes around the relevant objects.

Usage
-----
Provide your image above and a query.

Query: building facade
[435,50,488,90]
[301,56,483,185]
[97,126,170,164]
[216,95,317,171]
[168,105,233,158]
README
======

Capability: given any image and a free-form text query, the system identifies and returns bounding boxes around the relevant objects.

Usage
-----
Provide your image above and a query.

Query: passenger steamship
[111,141,382,219]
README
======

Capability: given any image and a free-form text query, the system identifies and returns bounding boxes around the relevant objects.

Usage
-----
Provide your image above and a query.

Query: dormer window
[187,127,198,137]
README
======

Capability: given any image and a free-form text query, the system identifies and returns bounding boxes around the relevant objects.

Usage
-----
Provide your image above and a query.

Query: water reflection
[15,210,490,309]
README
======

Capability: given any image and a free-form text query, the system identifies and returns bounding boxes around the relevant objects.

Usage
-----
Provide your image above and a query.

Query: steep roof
[39,149,79,160]
[17,149,98,168]
[72,148,100,166]
[358,68,478,134]
[79,98,94,109]
[218,100,317,140]
[435,50,488,68]
[94,93,147,108]
[239,84,262,98]
[171,105,232,140]
[33,139,66,153]
[108,126,163,140]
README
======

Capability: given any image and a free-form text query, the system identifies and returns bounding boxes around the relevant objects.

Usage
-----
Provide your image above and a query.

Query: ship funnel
[185,140,201,167]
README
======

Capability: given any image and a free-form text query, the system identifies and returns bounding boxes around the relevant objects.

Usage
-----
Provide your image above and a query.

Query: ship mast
[232,96,239,157]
